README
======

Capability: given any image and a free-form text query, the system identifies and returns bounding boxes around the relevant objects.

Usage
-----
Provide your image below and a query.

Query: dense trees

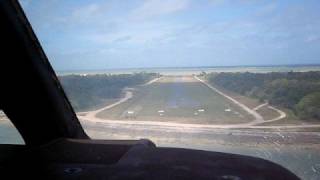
[295,92,320,120]
[59,73,159,111]
[207,71,320,120]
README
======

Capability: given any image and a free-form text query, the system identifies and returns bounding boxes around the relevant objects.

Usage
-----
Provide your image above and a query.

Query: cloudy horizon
[20,0,320,71]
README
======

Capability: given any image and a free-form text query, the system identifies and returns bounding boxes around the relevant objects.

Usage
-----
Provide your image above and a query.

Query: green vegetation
[59,72,159,111]
[295,92,320,120]
[206,71,320,120]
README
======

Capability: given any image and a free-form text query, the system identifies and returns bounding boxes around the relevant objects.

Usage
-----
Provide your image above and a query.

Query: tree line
[206,71,320,120]
[59,72,159,111]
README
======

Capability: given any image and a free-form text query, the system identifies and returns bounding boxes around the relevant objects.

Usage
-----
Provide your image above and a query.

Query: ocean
[57,65,320,76]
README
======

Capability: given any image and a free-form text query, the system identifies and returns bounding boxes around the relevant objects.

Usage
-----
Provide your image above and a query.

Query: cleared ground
[96,76,254,124]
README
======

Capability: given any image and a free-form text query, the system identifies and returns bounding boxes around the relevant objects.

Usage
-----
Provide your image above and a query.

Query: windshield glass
[0,110,24,144]
[20,1,320,179]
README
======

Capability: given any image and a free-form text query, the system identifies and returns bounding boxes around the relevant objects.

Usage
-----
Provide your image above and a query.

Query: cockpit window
[0,110,24,144]
[19,1,320,179]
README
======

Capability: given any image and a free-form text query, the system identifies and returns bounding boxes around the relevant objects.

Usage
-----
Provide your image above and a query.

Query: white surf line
[194,76,264,125]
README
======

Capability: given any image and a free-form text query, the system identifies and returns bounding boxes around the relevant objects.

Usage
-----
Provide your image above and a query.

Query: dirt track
[78,75,320,129]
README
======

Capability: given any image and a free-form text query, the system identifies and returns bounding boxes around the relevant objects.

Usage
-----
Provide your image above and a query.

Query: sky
[20,0,320,71]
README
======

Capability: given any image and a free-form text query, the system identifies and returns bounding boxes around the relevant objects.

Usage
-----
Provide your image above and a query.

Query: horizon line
[55,63,320,72]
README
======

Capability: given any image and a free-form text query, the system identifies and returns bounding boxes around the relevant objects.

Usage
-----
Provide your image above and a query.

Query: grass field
[96,76,254,124]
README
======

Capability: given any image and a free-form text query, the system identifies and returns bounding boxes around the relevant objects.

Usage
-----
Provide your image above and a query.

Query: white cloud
[20,0,320,69]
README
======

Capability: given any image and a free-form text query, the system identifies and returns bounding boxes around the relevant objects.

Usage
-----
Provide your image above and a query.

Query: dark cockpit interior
[0,1,300,179]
